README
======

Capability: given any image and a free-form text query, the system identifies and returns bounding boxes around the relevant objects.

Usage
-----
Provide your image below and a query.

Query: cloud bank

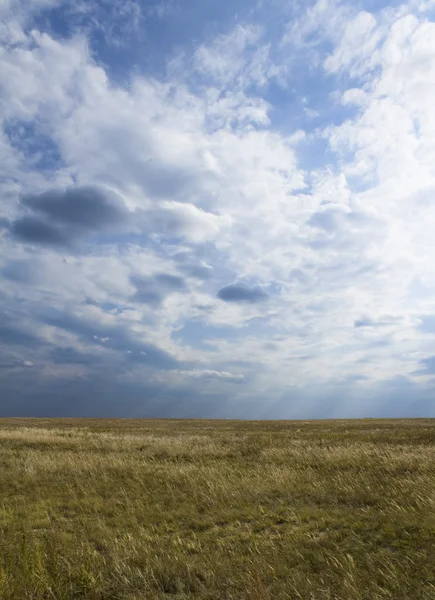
[1,0,435,417]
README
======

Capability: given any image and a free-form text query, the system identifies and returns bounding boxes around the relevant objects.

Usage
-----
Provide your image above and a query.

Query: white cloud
[194,24,261,82]
[324,11,385,76]
[282,0,352,50]
[145,201,232,243]
[175,369,245,383]
[194,23,286,90]
[2,0,435,416]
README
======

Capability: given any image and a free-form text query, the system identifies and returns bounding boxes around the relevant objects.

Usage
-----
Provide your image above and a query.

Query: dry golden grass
[1,418,435,599]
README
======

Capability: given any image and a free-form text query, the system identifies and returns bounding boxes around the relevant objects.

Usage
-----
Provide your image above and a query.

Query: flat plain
[1,418,435,599]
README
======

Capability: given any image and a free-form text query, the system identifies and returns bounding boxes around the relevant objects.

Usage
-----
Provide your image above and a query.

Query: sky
[1,0,435,418]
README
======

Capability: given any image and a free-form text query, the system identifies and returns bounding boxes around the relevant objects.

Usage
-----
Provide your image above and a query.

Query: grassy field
[1,419,435,599]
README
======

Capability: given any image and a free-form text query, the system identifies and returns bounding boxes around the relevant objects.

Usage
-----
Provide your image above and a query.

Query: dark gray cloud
[48,346,101,366]
[217,283,268,303]
[9,185,130,247]
[1,367,434,418]
[0,358,32,370]
[39,307,181,369]
[1,259,41,284]
[22,186,129,228]
[7,185,221,250]
[0,320,42,348]
[130,272,186,307]
[11,216,69,247]
[0,367,235,418]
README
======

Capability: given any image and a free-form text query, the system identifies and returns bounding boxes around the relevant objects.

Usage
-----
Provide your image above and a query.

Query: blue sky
[1,0,435,418]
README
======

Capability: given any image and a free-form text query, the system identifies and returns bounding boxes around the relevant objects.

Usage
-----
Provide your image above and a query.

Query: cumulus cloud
[145,202,231,243]
[6,184,230,248]
[22,186,129,228]
[1,0,435,417]
[8,185,130,247]
[10,216,70,247]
